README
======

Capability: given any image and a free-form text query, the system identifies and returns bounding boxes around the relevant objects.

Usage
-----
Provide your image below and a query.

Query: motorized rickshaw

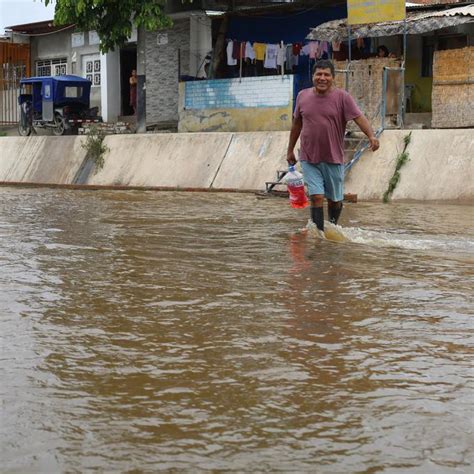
[18,75,101,136]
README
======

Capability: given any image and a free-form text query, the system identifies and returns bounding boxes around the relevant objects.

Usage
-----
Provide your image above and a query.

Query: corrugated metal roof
[307,4,474,41]
[430,4,474,16]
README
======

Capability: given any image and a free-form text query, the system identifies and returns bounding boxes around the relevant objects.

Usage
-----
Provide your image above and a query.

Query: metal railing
[1,43,30,125]
[1,63,24,125]
[344,65,405,173]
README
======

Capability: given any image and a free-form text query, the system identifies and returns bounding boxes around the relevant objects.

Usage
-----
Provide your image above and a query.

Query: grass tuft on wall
[383,132,412,203]
[81,126,109,172]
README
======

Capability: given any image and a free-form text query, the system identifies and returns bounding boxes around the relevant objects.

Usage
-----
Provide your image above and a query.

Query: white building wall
[100,50,121,123]
[189,14,212,79]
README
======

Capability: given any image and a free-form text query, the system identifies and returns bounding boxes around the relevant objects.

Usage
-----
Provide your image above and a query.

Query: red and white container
[285,165,308,209]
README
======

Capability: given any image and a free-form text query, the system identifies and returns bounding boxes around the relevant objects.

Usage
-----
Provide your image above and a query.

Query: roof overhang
[6,20,75,35]
[307,4,474,41]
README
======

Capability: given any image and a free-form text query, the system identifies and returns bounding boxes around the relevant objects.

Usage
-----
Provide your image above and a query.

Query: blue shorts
[301,161,344,202]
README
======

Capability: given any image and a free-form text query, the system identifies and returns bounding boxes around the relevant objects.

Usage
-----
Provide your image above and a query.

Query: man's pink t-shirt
[294,87,362,165]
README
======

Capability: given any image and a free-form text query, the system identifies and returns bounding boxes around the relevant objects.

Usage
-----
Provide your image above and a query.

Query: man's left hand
[369,136,380,152]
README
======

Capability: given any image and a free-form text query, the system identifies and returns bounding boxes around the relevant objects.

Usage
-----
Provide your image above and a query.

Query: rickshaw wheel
[18,122,32,137]
[52,113,66,136]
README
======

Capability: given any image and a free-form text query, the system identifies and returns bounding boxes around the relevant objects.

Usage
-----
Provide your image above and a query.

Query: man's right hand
[287,150,297,166]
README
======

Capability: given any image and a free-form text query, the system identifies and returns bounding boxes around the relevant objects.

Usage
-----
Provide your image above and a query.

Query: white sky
[0,0,428,35]
[0,0,56,34]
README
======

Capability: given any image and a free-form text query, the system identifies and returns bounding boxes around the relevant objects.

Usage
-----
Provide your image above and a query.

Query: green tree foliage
[44,0,192,52]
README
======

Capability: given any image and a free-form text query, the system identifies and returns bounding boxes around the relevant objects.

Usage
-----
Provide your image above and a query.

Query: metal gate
[0,42,30,124]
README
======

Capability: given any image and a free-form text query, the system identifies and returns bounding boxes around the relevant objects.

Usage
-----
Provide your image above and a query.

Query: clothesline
[225,39,333,70]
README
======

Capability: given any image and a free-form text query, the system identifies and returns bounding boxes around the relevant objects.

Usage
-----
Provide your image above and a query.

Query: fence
[0,42,30,125]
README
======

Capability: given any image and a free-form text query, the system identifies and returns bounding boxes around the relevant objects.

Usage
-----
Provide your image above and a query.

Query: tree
[44,0,192,52]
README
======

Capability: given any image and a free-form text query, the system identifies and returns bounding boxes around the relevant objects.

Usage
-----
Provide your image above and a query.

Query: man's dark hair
[313,59,335,77]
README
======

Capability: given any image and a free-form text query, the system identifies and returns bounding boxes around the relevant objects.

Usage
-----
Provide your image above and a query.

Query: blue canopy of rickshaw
[20,75,92,109]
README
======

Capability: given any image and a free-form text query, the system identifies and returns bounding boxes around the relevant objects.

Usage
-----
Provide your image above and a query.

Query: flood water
[1,187,473,472]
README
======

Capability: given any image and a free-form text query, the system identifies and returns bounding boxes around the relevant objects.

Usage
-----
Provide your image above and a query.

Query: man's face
[313,68,334,93]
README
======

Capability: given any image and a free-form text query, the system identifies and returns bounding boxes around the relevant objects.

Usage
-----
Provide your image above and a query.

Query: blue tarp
[226,6,347,44]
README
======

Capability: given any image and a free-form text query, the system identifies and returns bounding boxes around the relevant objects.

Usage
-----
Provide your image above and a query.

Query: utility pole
[137,25,146,134]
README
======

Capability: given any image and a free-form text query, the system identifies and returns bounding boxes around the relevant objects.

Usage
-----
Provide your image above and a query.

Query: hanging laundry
[301,43,311,56]
[285,44,299,70]
[232,41,245,60]
[308,41,319,59]
[264,43,278,69]
[292,43,302,56]
[226,40,237,66]
[276,43,286,68]
[245,41,255,61]
[253,42,267,62]
[319,41,329,59]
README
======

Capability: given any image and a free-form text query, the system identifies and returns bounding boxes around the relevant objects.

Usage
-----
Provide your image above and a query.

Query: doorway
[120,45,137,116]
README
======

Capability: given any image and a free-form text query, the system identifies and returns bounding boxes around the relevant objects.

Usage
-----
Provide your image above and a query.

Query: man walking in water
[287,59,379,233]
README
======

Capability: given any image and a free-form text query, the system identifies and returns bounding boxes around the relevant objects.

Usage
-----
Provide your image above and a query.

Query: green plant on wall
[81,126,109,172]
[383,132,412,203]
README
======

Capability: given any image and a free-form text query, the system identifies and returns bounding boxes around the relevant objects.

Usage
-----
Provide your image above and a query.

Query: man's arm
[287,115,303,165]
[353,115,380,152]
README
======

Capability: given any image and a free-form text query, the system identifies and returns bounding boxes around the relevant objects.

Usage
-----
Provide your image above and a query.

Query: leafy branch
[383,132,412,203]
[44,0,194,53]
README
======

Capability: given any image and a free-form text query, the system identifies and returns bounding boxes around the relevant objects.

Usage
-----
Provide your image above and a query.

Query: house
[4,1,220,126]
[167,1,348,132]
[306,1,474,128]
[173,0,473,132]
[5,20,134,123]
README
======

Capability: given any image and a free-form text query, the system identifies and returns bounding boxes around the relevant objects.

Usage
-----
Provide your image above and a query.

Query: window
[82,54,101,87]
[421,37,435,78]
[64,86,83,98]
[36,58,68,76]
[438,35,467,51]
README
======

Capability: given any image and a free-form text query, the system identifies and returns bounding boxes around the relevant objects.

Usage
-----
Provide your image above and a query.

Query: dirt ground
[0,125,54,137]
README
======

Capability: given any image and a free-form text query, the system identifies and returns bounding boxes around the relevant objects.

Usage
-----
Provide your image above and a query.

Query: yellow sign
[347,0,406,25]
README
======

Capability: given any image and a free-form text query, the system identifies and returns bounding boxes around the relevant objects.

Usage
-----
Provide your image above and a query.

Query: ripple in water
[0,188,473,472]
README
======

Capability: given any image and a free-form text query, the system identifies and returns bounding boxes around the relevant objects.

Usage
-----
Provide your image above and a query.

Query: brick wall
[146,19,190,125]
[184,76,292,109]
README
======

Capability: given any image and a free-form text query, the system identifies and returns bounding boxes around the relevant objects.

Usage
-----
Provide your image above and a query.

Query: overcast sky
[0,0,56,34]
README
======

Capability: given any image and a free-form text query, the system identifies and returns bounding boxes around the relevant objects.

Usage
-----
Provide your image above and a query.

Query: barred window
[36,58,68,77]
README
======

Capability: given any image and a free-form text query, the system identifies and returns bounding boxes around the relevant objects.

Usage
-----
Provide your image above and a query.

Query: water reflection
[1,188,473,471]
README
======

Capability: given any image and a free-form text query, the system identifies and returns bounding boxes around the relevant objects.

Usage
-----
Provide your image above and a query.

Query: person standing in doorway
[129,69,137,115]
[287,59,379,234]
[377,45,390,58]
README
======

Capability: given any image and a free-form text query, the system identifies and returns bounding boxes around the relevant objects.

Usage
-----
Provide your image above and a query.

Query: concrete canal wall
[0,129,473,201]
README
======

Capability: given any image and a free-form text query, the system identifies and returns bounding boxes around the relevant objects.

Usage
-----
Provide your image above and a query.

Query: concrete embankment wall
[344,129,474,201]
[0,130,473,200]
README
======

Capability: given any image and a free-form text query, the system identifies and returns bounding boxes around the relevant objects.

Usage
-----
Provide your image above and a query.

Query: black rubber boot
[311,206,324,231]
[328,202,343,224]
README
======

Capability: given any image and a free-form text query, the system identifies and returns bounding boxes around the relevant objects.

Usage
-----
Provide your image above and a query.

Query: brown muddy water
[1,187,473,473]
